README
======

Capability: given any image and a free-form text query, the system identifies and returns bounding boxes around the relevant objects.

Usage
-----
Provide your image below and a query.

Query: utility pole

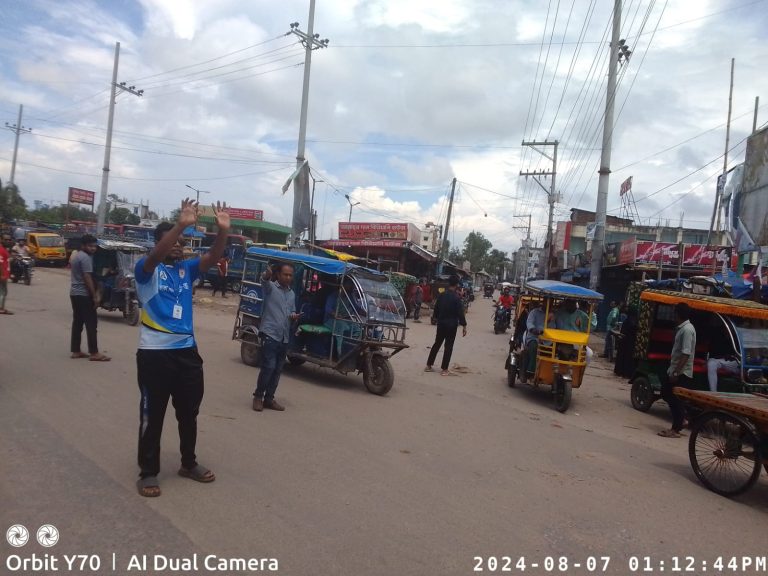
[185,184,210,223]
[589,0,623,291]
[289,5,329,241]
[5,104,32,186]
[96,42,144,235]
[344,194,359,222]
[512,214,532,286]
[436,177,457,276]
[520,140,558,279]
[707,58,735,245]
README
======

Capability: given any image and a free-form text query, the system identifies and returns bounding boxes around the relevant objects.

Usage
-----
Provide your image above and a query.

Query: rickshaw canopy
[640,289,768,320]
[541,328,590,346]
[245,247,384,278]
[96,239,147,251]
[525,280,603,302]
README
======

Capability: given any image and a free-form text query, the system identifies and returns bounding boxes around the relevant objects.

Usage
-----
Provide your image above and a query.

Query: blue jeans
[254,336,287,402]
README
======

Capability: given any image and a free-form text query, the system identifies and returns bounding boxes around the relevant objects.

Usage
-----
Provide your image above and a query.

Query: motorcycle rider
[497,286,514,328]
[12,238,31,258]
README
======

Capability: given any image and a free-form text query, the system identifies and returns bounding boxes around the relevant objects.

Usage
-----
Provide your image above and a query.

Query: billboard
[741,126,768,245]
[339,222,412,241]
[635,241,680,266]
[68,187,95,206]
[604,238,636,266]
[682,245,731,268]
[227,208,263,221]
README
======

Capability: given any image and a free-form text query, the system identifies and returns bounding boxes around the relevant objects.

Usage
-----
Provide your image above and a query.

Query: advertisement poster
[634,241,680,265]
[67,187,95,206]
[339,222,409,240]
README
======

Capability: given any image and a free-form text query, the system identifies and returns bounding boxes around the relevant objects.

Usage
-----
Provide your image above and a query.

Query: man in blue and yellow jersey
[134,198,230,498]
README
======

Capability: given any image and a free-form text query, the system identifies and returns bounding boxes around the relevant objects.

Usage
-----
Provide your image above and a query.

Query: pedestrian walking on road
[0,236,13,315]
[70,234,110,361]
[412,279,424,322]
[211,254,229,297]
[658,303,697,438]
[252,262,301,412]
[425,274,467,376]
[134,198,230,497]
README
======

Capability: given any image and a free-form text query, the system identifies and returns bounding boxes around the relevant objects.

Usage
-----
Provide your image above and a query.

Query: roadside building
[196,205,290,245]
[318,222,437,278]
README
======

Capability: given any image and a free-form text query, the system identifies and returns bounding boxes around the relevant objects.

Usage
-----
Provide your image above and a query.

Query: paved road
[1,269,766,576]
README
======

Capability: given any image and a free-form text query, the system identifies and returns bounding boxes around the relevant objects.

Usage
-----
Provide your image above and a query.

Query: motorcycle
[10,256,34,285]
[492,303,510,334]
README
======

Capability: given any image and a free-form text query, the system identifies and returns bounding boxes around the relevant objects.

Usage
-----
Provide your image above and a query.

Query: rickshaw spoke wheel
[363,355,394,396]
[689,411,762,497]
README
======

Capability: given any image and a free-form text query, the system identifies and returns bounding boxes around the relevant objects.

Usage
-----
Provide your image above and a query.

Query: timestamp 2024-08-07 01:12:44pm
[472,555,768,573]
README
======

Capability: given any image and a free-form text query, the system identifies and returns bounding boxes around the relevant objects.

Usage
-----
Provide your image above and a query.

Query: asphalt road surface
[1,268,766,576]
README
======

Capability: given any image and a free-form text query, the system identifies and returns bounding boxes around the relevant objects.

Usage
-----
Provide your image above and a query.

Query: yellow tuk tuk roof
[541,328,589,346]
[640,289,768,320]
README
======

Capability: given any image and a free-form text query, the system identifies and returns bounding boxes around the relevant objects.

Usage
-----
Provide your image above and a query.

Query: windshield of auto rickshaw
[731,316,768,380]
[540,298,594,363]
[353,273,407,324]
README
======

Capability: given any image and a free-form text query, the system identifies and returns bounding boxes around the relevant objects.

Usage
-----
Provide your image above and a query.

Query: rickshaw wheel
[554,375,572,413]
[363,355,394,396]
[630,377,655,412]
[287,356,306,366]
[507,365,516,388]
[231,279,242,294]
[241,341,262,367]
[689,411,762,497]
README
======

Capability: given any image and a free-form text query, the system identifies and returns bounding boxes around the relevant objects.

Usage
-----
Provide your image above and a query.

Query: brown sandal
[89,353,111,362]
[71,352,89,359]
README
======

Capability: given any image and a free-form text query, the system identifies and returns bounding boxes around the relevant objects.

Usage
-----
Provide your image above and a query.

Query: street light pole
[344,194,360,222]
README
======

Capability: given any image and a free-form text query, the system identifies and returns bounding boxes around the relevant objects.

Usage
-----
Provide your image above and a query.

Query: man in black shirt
[425,275,468,375]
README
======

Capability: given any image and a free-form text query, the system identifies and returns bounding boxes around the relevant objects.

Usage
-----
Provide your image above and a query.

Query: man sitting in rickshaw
[552,300,591,362]
[324,279,365,357]
[519,300,545,385]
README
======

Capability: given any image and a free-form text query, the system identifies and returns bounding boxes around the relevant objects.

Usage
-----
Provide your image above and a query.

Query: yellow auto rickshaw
[506,280,603,412]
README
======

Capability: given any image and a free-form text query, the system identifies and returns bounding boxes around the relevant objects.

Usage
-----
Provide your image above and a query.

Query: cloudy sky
[1,0,766,253]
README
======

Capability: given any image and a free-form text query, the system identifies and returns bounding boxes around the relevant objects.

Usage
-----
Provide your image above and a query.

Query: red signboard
[620,176,633,197]
[339,222,409,240]
[68,187,95,206]
[227,208,263,221]
[635,241,680,265]
[619,238,636,265]
[682,245,732,267]
[325,239,405,248]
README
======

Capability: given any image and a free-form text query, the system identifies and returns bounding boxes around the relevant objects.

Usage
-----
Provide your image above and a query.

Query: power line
[123,34,288,83]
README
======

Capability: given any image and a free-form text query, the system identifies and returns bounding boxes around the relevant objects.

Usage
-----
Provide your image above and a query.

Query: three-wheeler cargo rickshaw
[629,290,768,412]
[233,248,408,395]
[675,388,768,497]
[506,280,603,412]
[92,239,146,325]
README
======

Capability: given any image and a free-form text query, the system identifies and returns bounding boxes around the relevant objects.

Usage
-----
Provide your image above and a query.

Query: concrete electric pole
[589,0,623,291]
[520,140,558,279]
[289,2,329,241]
[4,104,32,187]
[96,42,144,235]
[435,177,457,276]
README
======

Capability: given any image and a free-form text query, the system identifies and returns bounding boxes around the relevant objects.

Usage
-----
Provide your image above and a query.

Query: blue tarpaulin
[182,226,206,238]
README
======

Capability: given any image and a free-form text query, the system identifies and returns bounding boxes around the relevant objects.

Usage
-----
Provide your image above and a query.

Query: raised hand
[212,201,231,232]
[177,198,199,228]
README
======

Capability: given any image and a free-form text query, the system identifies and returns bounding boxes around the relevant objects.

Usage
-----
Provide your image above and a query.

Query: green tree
[108,207,139,225]
[0,184,28,222]
[461,231,492,271]
[447,247,462,263]
[485,248,508,281]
